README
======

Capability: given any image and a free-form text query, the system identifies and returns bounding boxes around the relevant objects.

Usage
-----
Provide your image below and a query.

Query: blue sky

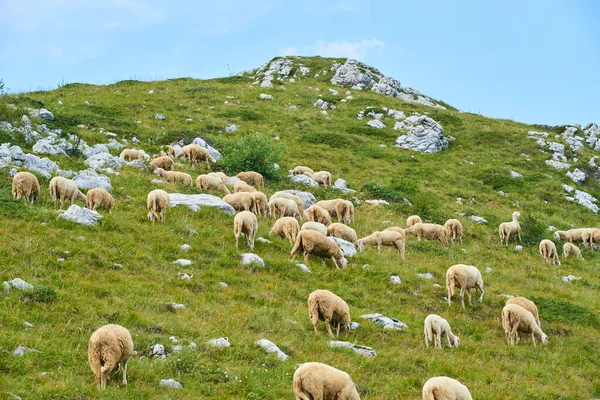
[1,0,598,126]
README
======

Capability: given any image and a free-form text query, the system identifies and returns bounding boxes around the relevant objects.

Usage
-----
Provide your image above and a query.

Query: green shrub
[215,133,283,180]
[21,286,58,303]
[520,214,545,245]
[362,183,404,203]
[530,296,599,328]
[300,132,355,149]
[211,76,251,84]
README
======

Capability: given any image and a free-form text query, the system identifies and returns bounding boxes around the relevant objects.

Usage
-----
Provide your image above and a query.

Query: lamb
[292,362,360,400]
[506,296,541,328]
[307,289,351,337]
[149,155,174,171]
[301,221,328,236]
[304,204,332,226]
[446,264,484,309]
[234,181,256,193]
[308,170,333,187]
[502,304,548,346]
[237,171,264,188]
[196,174,230,195]
[553,228,593,248]
[11,171,40,203]
[327,223,358,245]
[85,188,115,213]
[291,230,348,269]
[49,176,87,209]
[444,219,463,244]
[233,211,258,251]
[250,191,269,216]
[223,192,254,212]
[357,230,405,259]
[405,223,447,246]
[88,324,133,390]
[207,171,228,185]
[270,191,305,216]
[422,376,472,400]
[270,217,300,244]
[406,215,422,228]
[423,314,460,349]
[119,148,145,161]
[291,165,315,176]
[562,242,584,261]
[153,168,192,186]
[499,211,521,245]
[316,199,353,224]
[147,189,169,224]
[269,197,300,219]
[539,239,560,266]
[179,144,215,168]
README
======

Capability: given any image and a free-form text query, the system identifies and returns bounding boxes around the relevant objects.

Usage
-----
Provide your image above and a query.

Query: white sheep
[250,191,269,216]
[307,289,351,338]
[444,219,463,244]
[237,171,264,188]
[291,166,315,176]
[309,170,333,187]
[269,197,300,219]
[327,223,358,245]
[316,199,353,224]
[85,188,115,213]
[291,230,348,269]
[233,211,258,251]
[304,204,332,226]
[562,242,584,261]
[553,228,593,248]
[293,362,360,400]
[88,324,133,390]
[423,314,460,349]
[270,191,305,216]
[539,239,560,266]
[446,264,484,308]
[422,376,472,400]
[149,155,174,171]
[119,148,145,161]
[179,144,215,168]
[301,221,328,236]
[223,192,254,212]
[49,176,86,209]
[270,217,300,244]
[207,171,228,185]
[147,189,169,224]
[499,211,521,245]
[234,181,256,193]
[506,296,541,328]
[11,171,40,203]
[196,174,230,195]
[502,304,548,346]
[406,215,422,228]
[357,230,405,259]
[404,223,447,246]
[153,168,193,186]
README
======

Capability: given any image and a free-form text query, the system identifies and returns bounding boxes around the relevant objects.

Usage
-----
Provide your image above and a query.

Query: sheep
[357,230,405,259]
[292,362,360,400]
[444,219,463,244]
[49,176,87,209]
[270,191,305,216]
[553,228,594,248]
[406,215,422,228]
[88,324,133,390]
[234,181,256,193]
[422,376,472,400]
[301,221,328,236]
[539,239,560,266]
[153,168,192,186]
[562,242,584,261]
[424,314,460,349]
[502,304,548,346]
[250,191,269,216]
[304,204,332,226]
[119,148,145,161]
[291,230,348,269]
[233,211,258,251]
[223,192,254,212]
[207,171,228,185]
[446,264,484,309]
[316,199,353,224]
[327,223,358,245]
[147,189,169,224]
[149,155,174,171]
[589,228,600,248]
[292,166,315,176]
[499,211,521,245]
[270,217,300,243]
[237,171,264,188]
[85,188,115,213]
[196,174,230,195]
[309,170,333,187]
[405,223,447,246]
[506,296,541,328]
[307,289,351,338]
[167,145,179,158]
[11,171,40,203]
[179,144,215,168]
[269,197,300,219]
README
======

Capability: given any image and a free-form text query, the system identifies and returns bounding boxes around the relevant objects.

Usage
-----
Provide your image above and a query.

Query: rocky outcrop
[394,116,449,153]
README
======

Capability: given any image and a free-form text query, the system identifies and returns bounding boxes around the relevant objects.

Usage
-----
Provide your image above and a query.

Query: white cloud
[279,39,386,60]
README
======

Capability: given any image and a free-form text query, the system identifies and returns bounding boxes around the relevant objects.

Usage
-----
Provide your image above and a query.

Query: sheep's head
[553,231,560,240]
[540,333,548,344]
[357,240,365,251]
[452,336,461,348]
[513,211,521,219]
[147,212,154,221]
[153,168,163,175]
[338,256,348,268]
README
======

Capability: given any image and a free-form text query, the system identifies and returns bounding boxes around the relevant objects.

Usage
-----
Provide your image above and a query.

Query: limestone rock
[241,253,265,267]
[256,339,288,360]
[58,205,102,226]
[168,193,235,214]
[327,237,356,257]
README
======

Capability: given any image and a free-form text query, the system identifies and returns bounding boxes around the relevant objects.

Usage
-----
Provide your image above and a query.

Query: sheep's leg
[377,243,382,253]
[447,334,453,348]
[518,232,522,242]
[325,320,335,338]
[303,252,309,265]
[510,324,519,346]
[235,235,239,252]
[531,333,536,347]
[424,333,429,348]
[401,241,405,260]
[460,288,466,309]
[436,331,442,348]
[331,257,340,269]
[336,322,341,337]
[478,286,484,303]
[505,232,511,244]
[466,289,472,305]
[121,361,128,386]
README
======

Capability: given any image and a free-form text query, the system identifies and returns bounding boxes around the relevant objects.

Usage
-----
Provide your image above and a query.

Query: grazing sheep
[233,211,258,251]
[406,215,422,228]
[293,362,360,400]
[11,171,40,203]
[327,223,358,245]
[292,166,315,176]
[308,289,351,337]
[167,145,179,158]
[499,211,521,245]
[88,324,133,390]
[269,197,300,219]
[196,174,230,195]
[553,228,594,248]
[539,239,560,266]
[179,144,215,168]
[422,377,472,400]
[234,181,256,193]
[444,219,463,244]
[502,304,548,346]
[237,171,264,188]
[147,189,169,224]
[119,148,145,161]
[357,230,405,259]
[153,168,192,186]
[405,223,447,246]
[291,230,347,269]
[562,242,584,261]
[305,204,332,226]
[207,171,228,185]
[309,170,333,187]
[223,192,254,212]
[149,155,174,171]
[49,176,87,209]
[85,188,115,213]
[301,221,328,236]
[250,191,269,216]
[270,217,300,243]
[424,314,460,349]
[446,264,484,309]
[506,296,541,328]
[270,191,305,216]
[316,199,353,225]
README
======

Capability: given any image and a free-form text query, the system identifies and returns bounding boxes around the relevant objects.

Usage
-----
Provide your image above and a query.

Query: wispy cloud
[279,39,386,59]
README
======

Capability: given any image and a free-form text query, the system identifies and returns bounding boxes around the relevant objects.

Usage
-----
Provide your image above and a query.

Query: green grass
[1,56,599,399]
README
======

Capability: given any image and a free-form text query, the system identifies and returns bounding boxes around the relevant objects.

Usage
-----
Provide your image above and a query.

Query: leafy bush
[476,169,524,191]
[21,286,58,303]
[530,296,599,328]
[362,183,405,203]
[520,214,546,245]
[215,133,283,180]
[300,132,355,149]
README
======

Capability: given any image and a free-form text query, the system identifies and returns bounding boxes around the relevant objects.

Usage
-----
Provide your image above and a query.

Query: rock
[394,116,449,153]
[256,237,271,244]
[296,263,311,273]
[329,341,376,357]
[365,199,389,206]
[361,313,407,330]
[371,76,402,97]
[241,253,265,267]
[225,124,238,133]
[510,171,523,178]
[273,163,280,170]
[169,302,185,310]
[155,113,165,120]
[572,189,599,213]
[327,237,356,257]
[180,244,192,251]
[289,174,318,187]
[152,179,168,184]
[73,168,112,191]
[583,123,600,151]
[416,273,433,279]
[259,93,273,100]
[159,379,182,389]
[13,345,39,357]
[515,245,523,251]
[2,281,11,291]
[390,275,402,285]
[172,259,192,266]
[562,126,584,152]
[333,178,348,189]
[172,345,182,353]
[191,137,222,161]
[528,131,549,138]
[469,215,488,224]
[38,109,55,122]
[58,205,102,226]
[367,119,386,129]
[32,138,68,156]
[178,272,192,280]
[485,267,493,274]
[225,176,241,186]
[85,152,123,170]
[168,193,235,215]
[8,278,34,290]
[22,154,65,178]
[545,160,571,170]
[255,339,288,360]
[281,190,317,208]
[562,275,581,282]
[208,337,231,348]
[331,59,377,90]
[566,168,586,184]
[82,144,109,159]
[219,282,229,287]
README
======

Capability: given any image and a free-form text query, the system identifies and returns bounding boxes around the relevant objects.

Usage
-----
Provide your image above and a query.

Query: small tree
[0,79,5,94]
[217,133,283,180]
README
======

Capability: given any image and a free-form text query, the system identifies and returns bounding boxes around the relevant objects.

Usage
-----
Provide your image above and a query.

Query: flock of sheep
[10,141,595,399]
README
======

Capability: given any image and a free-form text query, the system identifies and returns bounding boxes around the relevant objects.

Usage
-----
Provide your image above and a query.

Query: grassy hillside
[1,56,599,399]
